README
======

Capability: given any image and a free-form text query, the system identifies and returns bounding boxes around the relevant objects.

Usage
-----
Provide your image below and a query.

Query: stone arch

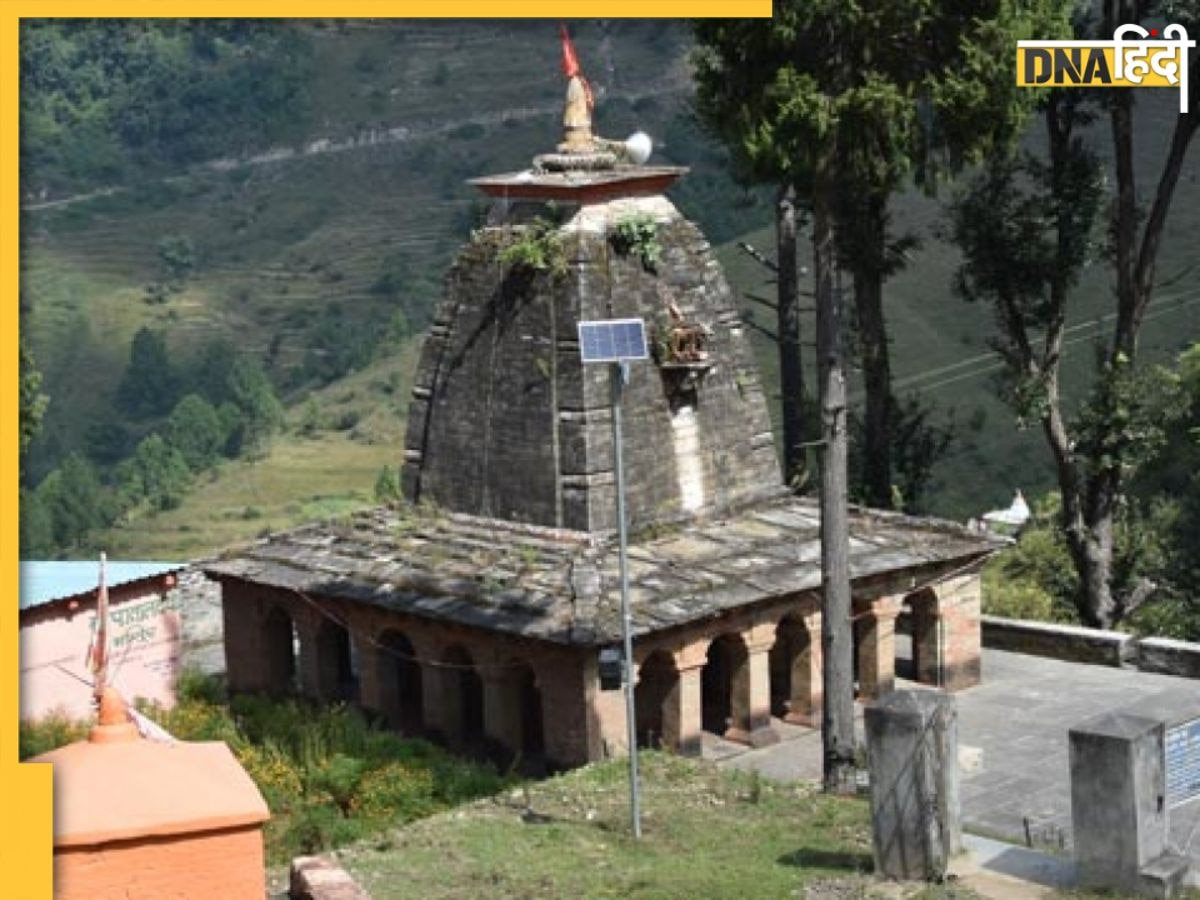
[377,629,423,735]
[315,617,359,702]
[906,588,940,686]
[701,632,751,739]
[442,645,484,752]
[504,661,546,769]
[516,663,545,763]
[769,613,817,722]
[635,650,680,750]
[262,605,297,696]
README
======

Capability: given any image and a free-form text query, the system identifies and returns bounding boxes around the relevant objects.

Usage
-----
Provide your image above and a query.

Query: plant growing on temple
[950,0,1199,628]
[611,212,662,271]
[498,218,568,278]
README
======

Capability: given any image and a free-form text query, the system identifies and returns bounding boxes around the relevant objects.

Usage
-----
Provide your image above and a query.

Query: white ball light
[624,131,653,166]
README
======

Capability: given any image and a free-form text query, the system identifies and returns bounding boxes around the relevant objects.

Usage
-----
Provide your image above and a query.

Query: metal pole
[611,360,642,839]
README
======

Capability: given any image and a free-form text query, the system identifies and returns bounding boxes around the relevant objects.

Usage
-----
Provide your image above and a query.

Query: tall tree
[117,327,178,418]
[695,0,1067,508]
[122,434,191,511]
[952,1,1199,629]
[165,393,224,471]
[695,0,1070,793]
[693,76,809,487]
[226,356,284,457]
[19,335,48,455]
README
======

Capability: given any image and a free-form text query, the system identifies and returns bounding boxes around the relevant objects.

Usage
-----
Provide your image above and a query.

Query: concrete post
[864,690,960,881]
[1069,713,1181,896]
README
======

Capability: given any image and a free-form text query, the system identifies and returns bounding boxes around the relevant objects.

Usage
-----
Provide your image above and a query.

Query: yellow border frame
[4,4,769,897]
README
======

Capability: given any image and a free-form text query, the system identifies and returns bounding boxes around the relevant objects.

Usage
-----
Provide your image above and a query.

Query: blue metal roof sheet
[20,561,183,611]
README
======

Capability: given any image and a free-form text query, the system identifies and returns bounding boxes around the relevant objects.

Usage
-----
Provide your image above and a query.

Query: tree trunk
[777,183,806,489]
[853,193,892,508]
[815,162,856,795]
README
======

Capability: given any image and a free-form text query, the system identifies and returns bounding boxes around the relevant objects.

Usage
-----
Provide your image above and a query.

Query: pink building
[20,562,186,721]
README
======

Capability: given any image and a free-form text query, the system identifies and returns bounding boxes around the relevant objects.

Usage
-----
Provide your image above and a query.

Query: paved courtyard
[713,645,1200,869]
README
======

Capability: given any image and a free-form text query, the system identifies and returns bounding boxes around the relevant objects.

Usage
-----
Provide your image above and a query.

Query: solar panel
[577,319,649,363]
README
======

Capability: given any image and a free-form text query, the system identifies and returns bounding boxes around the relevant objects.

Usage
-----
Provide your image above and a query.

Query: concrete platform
[712,646,1200,874]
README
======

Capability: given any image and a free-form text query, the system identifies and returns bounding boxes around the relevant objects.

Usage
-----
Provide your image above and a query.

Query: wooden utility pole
[814,162,856,795]
[776,182,805,489]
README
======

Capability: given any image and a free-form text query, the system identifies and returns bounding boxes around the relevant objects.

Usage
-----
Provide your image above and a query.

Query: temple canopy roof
[204,492,1003,646]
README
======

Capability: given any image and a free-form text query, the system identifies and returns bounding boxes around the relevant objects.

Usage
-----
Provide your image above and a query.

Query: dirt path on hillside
[21,76,690,213]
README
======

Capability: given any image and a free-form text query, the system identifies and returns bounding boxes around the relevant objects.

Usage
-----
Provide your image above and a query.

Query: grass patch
[94,429,401,558]
[342,753,877,899]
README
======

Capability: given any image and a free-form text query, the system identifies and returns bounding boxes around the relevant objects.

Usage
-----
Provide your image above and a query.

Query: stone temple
[206,36,999,771]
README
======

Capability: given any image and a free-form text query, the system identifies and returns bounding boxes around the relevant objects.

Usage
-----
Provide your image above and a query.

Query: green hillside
[20,19,1200,557]
[20,20,772,558]
[719,86,1200,521]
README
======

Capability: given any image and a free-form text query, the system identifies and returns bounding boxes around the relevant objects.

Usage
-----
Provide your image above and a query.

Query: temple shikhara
[205,29,999,771]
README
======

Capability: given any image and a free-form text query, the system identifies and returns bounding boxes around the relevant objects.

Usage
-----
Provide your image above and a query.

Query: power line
[849,287,1200,404]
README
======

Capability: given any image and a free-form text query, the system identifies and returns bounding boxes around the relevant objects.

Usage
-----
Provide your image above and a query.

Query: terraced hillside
[718,87,1200,520]
[22,19,1199,556]
[20,20,772,558]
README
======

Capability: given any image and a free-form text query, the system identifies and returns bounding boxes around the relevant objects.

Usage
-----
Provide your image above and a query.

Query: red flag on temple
[559,23,594,111]
[560,23,582,78]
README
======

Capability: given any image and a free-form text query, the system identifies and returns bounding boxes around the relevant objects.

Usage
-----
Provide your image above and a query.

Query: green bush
[351,760,437,821]
[308,752,368,815]
[19,713,88,760]
[237,740,305,811]
[24,676,512,864]
[282,800,368,857]
[177,667,226,704]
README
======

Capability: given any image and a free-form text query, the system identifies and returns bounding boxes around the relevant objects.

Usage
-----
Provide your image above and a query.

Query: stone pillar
[1069,713,1184,896]
[293,610,322,701]
[356,635,384,718]
[219,582,262,694]
[483,669,524,765]
[420,664,447,742]
[674,643,707,757]
[936,575,982,691]
[659,673,682,751]
[785,610,823,727]
[545,652,600,768]
[857,597,903,700]
[864,691,960,881]
[907,576,982,692]
[742,623,780,747]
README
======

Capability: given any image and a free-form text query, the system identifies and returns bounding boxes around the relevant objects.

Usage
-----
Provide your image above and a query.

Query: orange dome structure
[31,690,269,899]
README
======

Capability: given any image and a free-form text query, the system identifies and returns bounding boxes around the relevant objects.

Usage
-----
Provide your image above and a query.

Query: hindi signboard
[1166,716,1200,807]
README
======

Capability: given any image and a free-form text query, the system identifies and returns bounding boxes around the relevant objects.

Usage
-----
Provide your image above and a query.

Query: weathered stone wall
[218,576,603,769]
[981,615,1136,667]
[403,194,781,533]
[217,569,981,767]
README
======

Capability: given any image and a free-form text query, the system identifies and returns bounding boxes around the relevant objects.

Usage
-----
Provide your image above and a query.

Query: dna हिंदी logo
[1017,24,1195,112]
